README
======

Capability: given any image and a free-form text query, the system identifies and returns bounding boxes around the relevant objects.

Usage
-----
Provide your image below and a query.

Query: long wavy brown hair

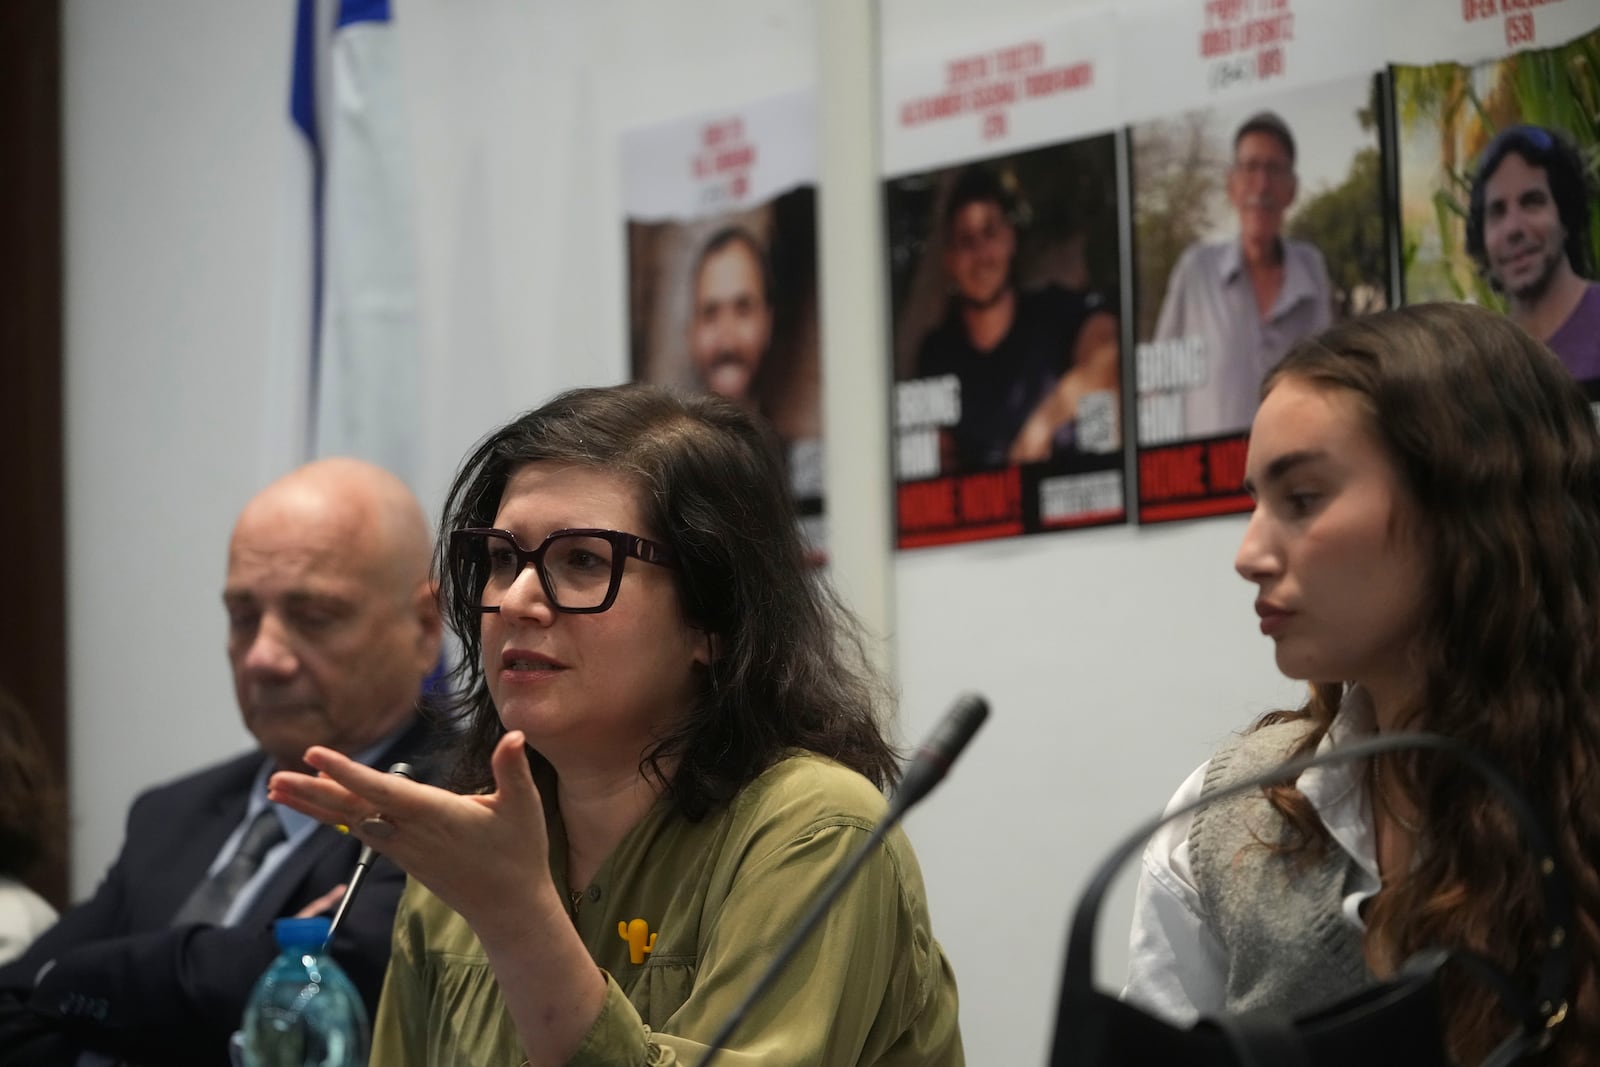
[1252,302,1600,1063]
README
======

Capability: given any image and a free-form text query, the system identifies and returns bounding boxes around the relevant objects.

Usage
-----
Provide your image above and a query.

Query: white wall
[63,1,1300,1062]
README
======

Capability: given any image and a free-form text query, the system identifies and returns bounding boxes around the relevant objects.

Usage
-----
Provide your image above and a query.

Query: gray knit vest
[1190,720,1374,1017]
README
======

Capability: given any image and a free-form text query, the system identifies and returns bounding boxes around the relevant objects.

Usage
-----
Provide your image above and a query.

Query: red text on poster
[1459,0,1571,48]
[1199,0,1295,91]
[898,39,1094,143]
[1138,434,1252,522]
[691,118,757,208]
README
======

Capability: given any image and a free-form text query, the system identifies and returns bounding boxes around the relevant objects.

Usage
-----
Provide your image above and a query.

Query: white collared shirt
[1121,690,1382,1024]
[1151,236,1333,440]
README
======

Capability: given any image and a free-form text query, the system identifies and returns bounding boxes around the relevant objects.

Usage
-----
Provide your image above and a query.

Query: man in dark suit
[0,457,444,1065]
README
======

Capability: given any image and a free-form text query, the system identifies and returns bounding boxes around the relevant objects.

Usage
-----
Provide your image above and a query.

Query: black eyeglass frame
[449,527,678,615]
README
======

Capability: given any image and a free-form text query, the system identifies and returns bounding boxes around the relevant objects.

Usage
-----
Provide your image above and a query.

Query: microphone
[886,692,990,820]
[696,694,990,1067]
[323,761,416,950]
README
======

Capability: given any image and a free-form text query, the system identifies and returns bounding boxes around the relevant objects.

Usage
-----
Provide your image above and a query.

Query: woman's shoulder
[731,751,890,831]
[1193,717,1317,798]
[718,753,933,911]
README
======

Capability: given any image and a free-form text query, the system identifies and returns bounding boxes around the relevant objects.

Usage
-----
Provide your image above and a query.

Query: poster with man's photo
[622,92,825,557]
[881,13,1129,550]
[1393,23,1600,396]
[1130,73,1390,523]
[888,136,1127,549]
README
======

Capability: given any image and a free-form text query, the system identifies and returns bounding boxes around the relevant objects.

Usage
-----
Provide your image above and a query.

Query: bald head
[237,458,432,595]
[224,458,441,771]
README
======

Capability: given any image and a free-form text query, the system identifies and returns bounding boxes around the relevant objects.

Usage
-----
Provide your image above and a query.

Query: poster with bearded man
[622,91,825,558]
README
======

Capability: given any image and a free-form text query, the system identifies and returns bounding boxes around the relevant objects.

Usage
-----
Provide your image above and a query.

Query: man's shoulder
[132,748,264,807]
[1284,237,1330,272]
[1573,281,1600,325]
[135,711,444,809]
[1015,286,1111,354]
[1168,239,1230,280]
[115,749,262,845]
[1024,282,1112,318]
[372,711,453,784]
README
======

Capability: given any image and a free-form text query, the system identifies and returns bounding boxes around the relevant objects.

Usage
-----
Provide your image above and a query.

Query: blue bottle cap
[273,916,331,949]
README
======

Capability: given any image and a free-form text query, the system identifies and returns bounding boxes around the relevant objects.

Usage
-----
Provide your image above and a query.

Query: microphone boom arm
[322,761,417,952]
[696,694,988,1067]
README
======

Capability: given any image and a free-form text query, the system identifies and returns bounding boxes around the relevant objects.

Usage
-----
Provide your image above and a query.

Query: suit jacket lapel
[162,758,259,919]
[231,715,439,929]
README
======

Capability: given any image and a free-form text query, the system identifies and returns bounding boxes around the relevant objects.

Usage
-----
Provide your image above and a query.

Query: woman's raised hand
[268,731,562,934]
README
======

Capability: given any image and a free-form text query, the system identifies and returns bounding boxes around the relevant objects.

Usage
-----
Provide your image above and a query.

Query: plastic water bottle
[241,916,370,1067]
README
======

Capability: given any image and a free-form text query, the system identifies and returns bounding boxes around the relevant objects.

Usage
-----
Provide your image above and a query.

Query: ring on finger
[358,813,397,839]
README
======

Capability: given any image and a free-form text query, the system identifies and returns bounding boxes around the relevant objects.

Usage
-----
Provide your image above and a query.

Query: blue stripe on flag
[290,0,327,455]
[337,0,391,28]
[289,0,319,147]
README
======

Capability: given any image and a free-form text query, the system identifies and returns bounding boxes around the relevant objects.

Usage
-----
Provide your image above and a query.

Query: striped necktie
[171,807,286,926]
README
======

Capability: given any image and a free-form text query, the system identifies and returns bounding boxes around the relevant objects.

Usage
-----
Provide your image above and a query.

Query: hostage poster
[622,91,826,557]
[883,15,1130,549]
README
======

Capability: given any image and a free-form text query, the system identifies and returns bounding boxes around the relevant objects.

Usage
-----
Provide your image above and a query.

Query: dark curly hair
[1252,302,1600,1063]
[433,384,898,818]
[1467,124,1593,282]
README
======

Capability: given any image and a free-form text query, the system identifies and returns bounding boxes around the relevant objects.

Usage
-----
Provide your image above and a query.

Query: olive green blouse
[371,752,964,1066]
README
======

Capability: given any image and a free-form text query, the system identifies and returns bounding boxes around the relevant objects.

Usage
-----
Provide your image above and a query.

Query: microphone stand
[322,761,416,952]
[696,694,988,1067]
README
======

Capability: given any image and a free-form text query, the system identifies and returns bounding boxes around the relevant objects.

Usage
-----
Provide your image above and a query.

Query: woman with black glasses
[268,384,963,1066]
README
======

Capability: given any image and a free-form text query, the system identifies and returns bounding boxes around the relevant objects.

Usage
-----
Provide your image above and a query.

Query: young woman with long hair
[1124,302,1600,1063]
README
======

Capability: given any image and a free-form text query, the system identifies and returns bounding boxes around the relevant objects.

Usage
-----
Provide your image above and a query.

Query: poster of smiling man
[882,13,1129,550]
[1129,73,1388,523]
[1394,23,1600,390]
[623,91,825,557]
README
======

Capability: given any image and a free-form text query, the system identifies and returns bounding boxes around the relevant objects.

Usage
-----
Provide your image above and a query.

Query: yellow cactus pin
[618,918,657,964]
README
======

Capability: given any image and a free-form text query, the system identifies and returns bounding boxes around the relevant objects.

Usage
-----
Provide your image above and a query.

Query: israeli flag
[264,0,421,488]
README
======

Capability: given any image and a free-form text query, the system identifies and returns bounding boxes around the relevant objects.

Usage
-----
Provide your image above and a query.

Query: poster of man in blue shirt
[1131,76,1386,524]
